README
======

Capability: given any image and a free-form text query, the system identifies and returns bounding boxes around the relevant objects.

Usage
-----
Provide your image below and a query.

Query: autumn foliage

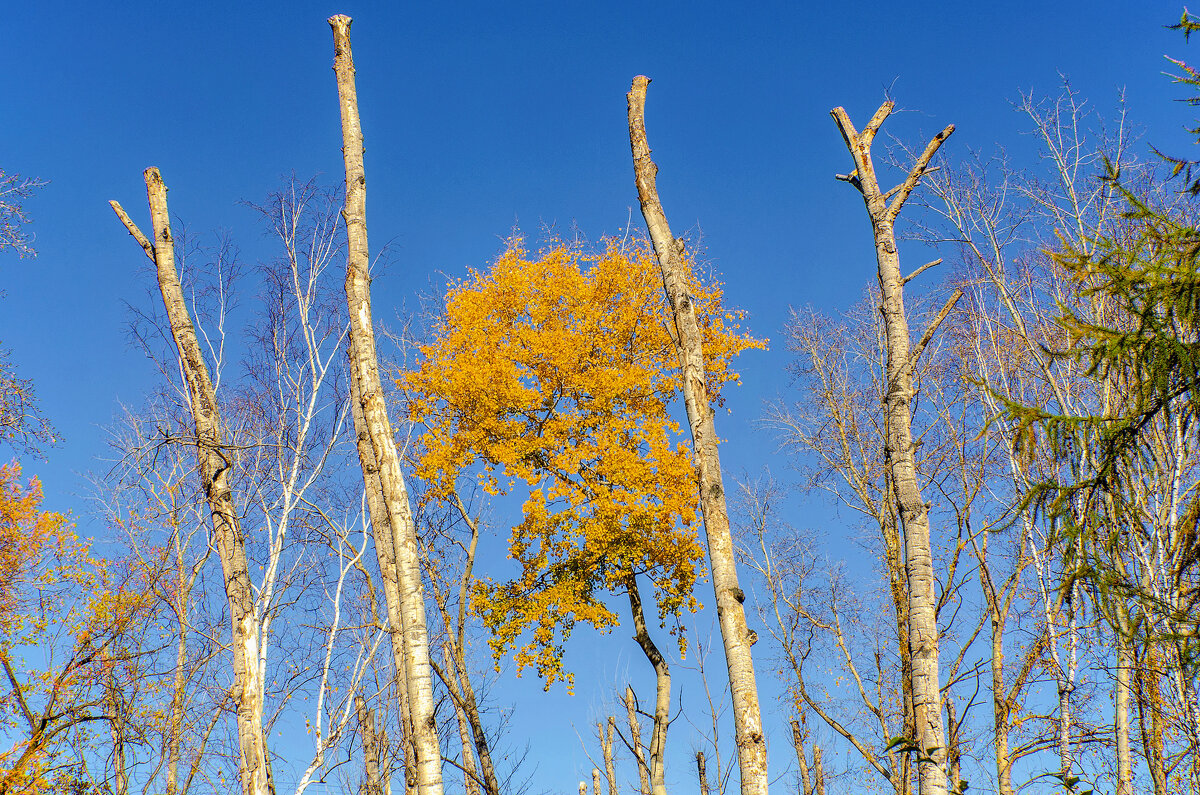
[0,462,159,794]
[400,239,763,686]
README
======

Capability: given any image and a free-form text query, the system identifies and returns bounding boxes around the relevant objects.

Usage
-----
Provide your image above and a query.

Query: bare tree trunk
[625,575,670,795]
[1135,646,1167,795]
[696,752,710,795]
[328,15,443,795]
[830,101,956,795]
[625,686,652,795]
[357,694,385,795]
[105,663,128,795]
[592,768,602,795]
[109,171,273,795]
[443,646,481,795]
[813,747,825,795]
[1115,632,1133,795]
[603,718,617,795]
[792,720,813,795]
[944,698,961,793]
[627,75,767,795]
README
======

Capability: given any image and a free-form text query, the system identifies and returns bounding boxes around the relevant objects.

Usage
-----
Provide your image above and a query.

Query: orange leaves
[400,237,762,687]
[0,462,69,637]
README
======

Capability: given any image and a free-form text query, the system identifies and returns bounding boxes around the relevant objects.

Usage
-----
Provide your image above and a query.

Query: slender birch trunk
[625,686,652,795]
[627,75,767,795]
[603,718,617,795]
[592,769,602,795]
[625,575,670,795]
[328,15,443,795]
[1135,647,1168,795]
[105,663,128,795]
[110,171,273,795]
[830,101,956,795]
[1115,632,1133,795]
[443,646,481,795]
[356,694,385,795]
[696,752,710,795]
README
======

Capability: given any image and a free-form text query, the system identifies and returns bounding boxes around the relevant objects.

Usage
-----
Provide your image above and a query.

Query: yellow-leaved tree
[404,238,762,677]
[401,237,761,789]
[0,462,159,795]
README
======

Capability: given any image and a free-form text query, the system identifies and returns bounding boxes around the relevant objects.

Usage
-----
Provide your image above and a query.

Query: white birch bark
[110,171,273,795]
[626,75,767,795]
[328,15,444,795]
[830,102,955,795]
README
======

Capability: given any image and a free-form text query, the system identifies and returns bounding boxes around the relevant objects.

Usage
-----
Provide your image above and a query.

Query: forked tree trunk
[627,74,768,795]
[328,15,443,795]
[830,101,956,795]
[625,574,670,795]
[109,171,273,795]
[625,686,652,795]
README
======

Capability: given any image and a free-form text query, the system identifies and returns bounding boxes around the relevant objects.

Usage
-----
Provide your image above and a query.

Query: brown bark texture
[627,74,768,795]
[830,101,956,795]
[329,14,444,795]
[110,171,274,795]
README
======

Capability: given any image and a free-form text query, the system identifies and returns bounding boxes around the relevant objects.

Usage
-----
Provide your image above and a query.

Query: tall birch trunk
[830,101,956,795]
[109,171,273,795]
[328,15,443,795]
[627,75,767,795]
[696,752,710,795]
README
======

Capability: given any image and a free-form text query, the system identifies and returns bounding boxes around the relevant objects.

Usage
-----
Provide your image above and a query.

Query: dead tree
[328,14,444,795]
[110,170,274,795]
[627,74,767,795]
[830,100,957,795]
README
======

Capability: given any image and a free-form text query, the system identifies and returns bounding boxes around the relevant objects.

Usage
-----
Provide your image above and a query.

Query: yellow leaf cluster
[400,238,764,687]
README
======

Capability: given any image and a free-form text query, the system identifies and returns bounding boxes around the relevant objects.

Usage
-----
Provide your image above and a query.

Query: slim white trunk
[328,15,443,795]
[830,102,955,795]
[626,686,652,795]
[627,75,768,795]
[110,172,273,795]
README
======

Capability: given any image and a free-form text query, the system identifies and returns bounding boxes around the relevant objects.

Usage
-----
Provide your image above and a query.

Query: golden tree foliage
[401,238,763,687]
[0,462,159,794]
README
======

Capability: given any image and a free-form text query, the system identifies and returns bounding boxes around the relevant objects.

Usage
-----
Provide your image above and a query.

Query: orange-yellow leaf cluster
[400,238,763,687]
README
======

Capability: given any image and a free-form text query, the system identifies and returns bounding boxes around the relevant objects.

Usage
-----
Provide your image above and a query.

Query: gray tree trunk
[830,101,956,795]
[328,15,443,795]
[627,74,767,795]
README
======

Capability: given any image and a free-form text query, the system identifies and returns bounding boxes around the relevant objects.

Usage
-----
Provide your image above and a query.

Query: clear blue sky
[1,0,1191,791]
